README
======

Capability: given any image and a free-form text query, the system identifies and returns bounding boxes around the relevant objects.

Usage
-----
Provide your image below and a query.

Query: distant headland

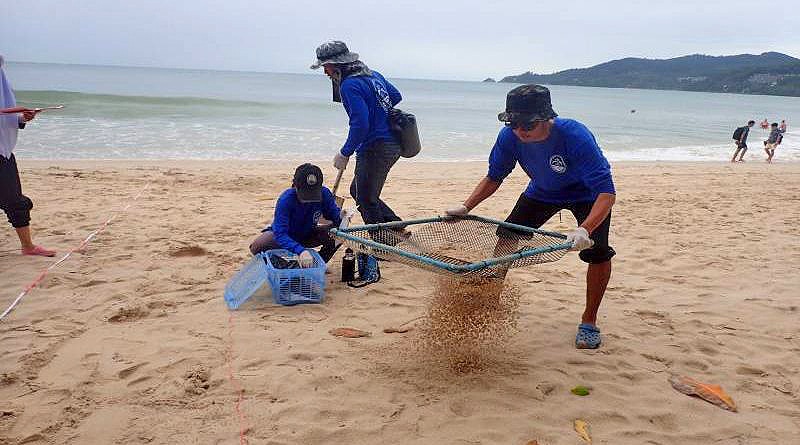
[498,52,800,97]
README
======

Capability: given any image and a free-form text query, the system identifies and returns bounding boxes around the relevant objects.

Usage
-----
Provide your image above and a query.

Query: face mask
[329,68,343,103]
[331,77,342,103]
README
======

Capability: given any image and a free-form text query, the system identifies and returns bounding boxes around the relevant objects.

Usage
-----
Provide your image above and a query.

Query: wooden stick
[332,169,344,195]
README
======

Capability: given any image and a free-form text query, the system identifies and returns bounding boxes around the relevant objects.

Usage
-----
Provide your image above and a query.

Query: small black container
[341,248,355,282]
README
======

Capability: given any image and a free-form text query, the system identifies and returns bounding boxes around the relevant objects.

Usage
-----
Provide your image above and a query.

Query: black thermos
[341,248,355,282]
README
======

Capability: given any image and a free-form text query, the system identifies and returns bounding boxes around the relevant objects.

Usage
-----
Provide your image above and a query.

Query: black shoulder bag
[364,77,422,158]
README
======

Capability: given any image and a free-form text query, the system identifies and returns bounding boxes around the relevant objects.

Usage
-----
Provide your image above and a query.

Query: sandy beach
[1,159,799,445]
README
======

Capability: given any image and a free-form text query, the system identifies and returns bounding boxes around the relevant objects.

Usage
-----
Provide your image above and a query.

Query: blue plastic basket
[263,249,326,306]
[224,250,326,309]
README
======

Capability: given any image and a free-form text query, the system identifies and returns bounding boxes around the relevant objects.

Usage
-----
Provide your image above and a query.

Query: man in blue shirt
[446,85,616,349]
[249,164,345,267]
[310,40,405,283]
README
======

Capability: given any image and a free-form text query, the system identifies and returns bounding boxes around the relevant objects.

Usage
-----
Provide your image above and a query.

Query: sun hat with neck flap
[310,40,360,70]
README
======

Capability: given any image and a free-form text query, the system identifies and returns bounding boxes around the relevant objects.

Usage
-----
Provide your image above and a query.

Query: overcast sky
[2,0,799,81]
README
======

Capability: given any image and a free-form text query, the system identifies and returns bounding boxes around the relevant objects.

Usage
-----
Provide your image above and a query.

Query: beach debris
[107,306,149,323]
[384,315,424,334]
[571,385,591,396]
[574,419,592,443]
[169,245,207,257]
[668,375,737,412]
[525,440,540,445]
[329,327,371,338]
[383,326,412,334]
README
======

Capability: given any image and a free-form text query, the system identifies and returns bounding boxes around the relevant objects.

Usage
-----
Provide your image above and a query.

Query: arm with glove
[567,193,615,250]
[568,128,616,251]
[445,176,501,217]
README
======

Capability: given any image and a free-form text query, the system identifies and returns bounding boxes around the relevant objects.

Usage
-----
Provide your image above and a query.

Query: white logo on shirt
[549,155,567,174]
[313,211,322,223]
[371,79,392,111]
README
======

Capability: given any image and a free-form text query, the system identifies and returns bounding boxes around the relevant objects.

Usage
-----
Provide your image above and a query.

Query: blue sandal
[575,323,601,349]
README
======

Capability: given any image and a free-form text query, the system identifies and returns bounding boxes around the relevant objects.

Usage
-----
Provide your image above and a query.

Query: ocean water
[6,62,800,161]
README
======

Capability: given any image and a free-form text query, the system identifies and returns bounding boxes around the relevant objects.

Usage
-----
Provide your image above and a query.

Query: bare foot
[22,245,56,257]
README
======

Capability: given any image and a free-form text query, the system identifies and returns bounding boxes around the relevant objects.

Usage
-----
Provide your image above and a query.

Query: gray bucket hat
[310,40,359,69]
[498,84,558,124]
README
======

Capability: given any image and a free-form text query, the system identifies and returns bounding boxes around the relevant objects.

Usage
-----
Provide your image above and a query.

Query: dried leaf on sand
[329,327,371,338]
[668,375,737,412]
[574,419,592,443]
[383,326,412,334]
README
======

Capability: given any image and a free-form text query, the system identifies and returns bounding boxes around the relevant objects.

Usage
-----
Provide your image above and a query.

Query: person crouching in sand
[249,163,350,267]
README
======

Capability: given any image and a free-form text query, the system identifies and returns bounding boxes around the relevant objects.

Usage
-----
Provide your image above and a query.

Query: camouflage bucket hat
[310,40,359,69]
[498,84,558,124]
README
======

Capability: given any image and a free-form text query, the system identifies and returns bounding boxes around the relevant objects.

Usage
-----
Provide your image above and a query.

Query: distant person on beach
[764,123,783,163]
[445,85,616,349]
[731,120,755,162]
[0,55,56,257]
[249,164,350,266]
[779,120,787,133]
[311,40,404,285]
[760,119,769,130]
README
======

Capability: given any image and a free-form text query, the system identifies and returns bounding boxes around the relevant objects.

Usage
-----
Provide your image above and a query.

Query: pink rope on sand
[226,313,251,444]
[0,183,150,322]
[2,180,252,443]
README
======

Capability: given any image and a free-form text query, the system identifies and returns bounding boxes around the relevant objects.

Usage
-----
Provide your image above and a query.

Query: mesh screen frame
[331,215,572,278]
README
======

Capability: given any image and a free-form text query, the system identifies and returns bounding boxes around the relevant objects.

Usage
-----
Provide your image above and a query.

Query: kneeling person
[250,164,344,267]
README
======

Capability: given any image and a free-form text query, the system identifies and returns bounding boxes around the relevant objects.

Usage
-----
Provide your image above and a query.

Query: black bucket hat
[310,41,359,69]
[498,84,558,125]
[293,163,324,202]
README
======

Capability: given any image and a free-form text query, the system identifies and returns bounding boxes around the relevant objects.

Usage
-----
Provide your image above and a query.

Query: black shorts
[500,194,615,264]
[0,154,34,228]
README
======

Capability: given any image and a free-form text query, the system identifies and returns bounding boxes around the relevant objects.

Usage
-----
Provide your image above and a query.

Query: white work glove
[444,204,469,217]
[338,206,357,230]
[298,250,315,268]
[566,227,594,251]
[333,152,350,171]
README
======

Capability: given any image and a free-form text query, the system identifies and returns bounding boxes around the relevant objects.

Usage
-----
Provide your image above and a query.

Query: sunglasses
[507,120,545,131]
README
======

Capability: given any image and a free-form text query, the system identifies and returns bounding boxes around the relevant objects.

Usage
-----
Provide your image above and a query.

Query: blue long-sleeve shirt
[339,70,401,156]
[268,187,342,254]
[488,118,615,204]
